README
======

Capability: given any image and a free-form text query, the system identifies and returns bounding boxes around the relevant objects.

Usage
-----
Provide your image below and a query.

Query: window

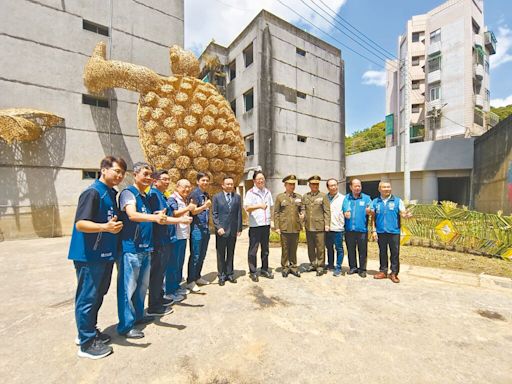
[412,80,421,90]
[429,83,441,101]
[296,91,307,99]
[472,18,480,34]
[82,170,100,179]
[243,43,253,67]
[230,99,236,116]
[474,46,484,65]
[215,75,225,87]
[430,28,441,44]
[474,108,484,126]
[412,32,421,42]
[297,135,307,143]
[485,89,490,102]
[245,135,254,156]
[82,94,109,108]
[411,56,421,66]
[82,19,109,36]
[484,58,489,73]
[411,104,421,113]
[296,47,306,56]
[428,54,441,72]
[244,88,254,112]
[228,60,236,81]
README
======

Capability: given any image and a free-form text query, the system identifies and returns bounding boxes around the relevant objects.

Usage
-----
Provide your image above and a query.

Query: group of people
[68,156,409,360]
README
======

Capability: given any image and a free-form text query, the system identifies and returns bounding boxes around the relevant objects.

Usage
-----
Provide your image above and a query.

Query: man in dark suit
[212,176,243,286]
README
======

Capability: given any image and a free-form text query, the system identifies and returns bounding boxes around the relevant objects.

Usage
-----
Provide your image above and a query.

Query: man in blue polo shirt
[147,170,192,314]
[370,181,411,283]
[68,156,126,359]
[342,178,372,278]
[186,172,212,293]
[117,162,169,339]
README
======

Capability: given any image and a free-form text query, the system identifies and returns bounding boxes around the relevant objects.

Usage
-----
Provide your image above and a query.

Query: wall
[473,116,512,214]
[0,0,184,240]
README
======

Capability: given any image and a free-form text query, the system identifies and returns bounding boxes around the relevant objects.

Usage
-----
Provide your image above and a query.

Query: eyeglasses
[109,168,125,176]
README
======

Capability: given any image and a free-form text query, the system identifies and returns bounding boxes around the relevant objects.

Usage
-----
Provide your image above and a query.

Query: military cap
[308,175,321,184]
[282,174,298,184]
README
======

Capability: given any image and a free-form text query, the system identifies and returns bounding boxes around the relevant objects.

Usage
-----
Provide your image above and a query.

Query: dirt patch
[476,309,507,321]
[249,285,291,309]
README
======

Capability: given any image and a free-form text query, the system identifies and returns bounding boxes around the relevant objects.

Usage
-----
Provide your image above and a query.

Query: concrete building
[0,0,184,240]
[198,10,345,195]
[348,0,497,205]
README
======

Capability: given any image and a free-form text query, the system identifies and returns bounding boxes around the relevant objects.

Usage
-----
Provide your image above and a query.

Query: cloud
[184,0,347,56]
[490,94,512,108]
[490,25,512,69]
[361,70,386,86]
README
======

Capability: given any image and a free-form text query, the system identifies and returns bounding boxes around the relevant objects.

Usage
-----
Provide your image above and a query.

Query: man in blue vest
[117,162,170,339]
[370,181,411,283]
[342,178,372,278]
[147,170,192,315]
[68,156,127,359]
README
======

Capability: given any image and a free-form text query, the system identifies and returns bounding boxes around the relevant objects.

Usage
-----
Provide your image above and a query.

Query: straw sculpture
[0,109,63,144]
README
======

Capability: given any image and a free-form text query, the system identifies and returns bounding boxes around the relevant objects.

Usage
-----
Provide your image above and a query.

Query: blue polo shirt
[342,192,372,233]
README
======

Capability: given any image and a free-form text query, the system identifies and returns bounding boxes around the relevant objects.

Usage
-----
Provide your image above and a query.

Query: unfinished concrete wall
[473,116,512,214]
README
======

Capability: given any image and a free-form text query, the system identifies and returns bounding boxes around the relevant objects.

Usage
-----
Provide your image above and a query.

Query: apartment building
[199,10,345,195]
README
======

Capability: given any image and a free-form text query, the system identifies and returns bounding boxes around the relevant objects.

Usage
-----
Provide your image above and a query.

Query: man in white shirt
[243,171,274,282]
[325,178,345,276]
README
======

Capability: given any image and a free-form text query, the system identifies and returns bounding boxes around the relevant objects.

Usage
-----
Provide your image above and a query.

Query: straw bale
[160,83,174,94]
[154,131,172,146]
[151,108,165,121]
[168,168,181,182]
[174,128,189,144]
[171,104,186,117]
[144,92,159,106]
[183,115,198,129]
[203,143,219,158]
[193,157,209,171]
[201,115,215,129]
[189,103,203,115]
[219,144,232,158]
[163,116,178,130]
[175,92,189,104]
[185,141,202,157]
[204,104,218,117]
[175,155,191,169]
[224,159,236,172]
[185,169,198,183]
[139,106,152,121]
[157,97,171,110]
[209,158,224,172]
[167,143,183,158]
[192,92,207,104]
[194,127,209,144]
[209,129,225,144]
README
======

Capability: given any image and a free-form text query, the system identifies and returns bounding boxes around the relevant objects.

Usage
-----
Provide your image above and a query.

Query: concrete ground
[1,233,511,384]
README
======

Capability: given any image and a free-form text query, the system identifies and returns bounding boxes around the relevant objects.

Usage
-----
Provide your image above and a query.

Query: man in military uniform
[273,175,303,278]
[302,175,331,276]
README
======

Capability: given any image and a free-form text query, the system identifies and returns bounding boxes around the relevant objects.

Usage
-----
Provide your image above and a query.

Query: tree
[345,121,386,155]
[491,104,512,122]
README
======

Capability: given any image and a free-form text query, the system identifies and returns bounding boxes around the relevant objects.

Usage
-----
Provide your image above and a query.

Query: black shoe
[219,279,225,286]
[249,273,259,282]
[228,277,237,284]
[123,329,144,339]
[359,271,367,278]
[260,270,274,279]
[316,269,325,276]
[135,316,155,325]
[162,297,175,306]
[96,330,111,344]
[347,268,358,275]
[326,265,335,271]
[77,339,113,359]
[290,270,301,278]
[282,271,289,278]
[146,306,173,317]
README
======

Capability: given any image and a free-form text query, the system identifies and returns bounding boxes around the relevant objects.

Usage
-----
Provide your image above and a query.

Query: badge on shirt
[359,201,365,206]
[388,202,395,210]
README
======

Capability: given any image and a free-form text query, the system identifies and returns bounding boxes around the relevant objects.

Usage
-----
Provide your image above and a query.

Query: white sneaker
[164,293,185,302]
[186,282,201,293]
[177,287,190,295]
[196,277,210,286]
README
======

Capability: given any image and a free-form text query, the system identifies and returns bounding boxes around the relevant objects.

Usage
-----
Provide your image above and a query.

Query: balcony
[426,99,442,111]
[427,69,441,84]
[474,63,484,80]
[487,111,499,128]
[474,94,484,108]
[485,31,497,55]
[427,41,441,56]
[474,34,484,48]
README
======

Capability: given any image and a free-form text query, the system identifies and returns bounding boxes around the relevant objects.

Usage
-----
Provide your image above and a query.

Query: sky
[184,0,512,136]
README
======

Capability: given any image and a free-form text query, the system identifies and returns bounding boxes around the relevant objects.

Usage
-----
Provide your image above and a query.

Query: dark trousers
[216,235,237,280]
[148,244,171,311]
[280,232,299,273]
[377,233,400,274]
[74,261,113,346]
[345,231,368,272]
[248,225,270,274]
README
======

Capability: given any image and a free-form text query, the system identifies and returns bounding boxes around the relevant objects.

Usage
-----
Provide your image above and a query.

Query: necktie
[227,193,232,209]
